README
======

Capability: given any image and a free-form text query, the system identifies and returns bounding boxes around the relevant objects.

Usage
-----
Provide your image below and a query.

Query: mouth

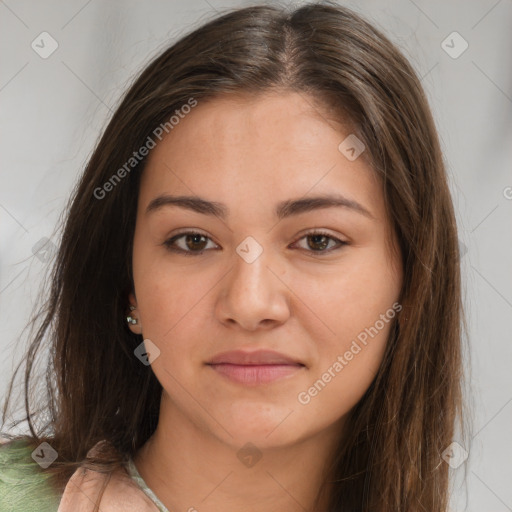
[207,363,305,386]
[206,349,305,386]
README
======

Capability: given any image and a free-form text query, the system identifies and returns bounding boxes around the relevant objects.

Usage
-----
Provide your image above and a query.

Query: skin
[127,91,403,512]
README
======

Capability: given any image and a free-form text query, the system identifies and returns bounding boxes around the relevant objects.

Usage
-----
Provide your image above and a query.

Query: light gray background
[1,1,511,510]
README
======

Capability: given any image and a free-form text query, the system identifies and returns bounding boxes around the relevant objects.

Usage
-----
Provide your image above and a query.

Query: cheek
[291,246,400,404]
[293,293,396,426]
[133,237,195,336]
[133,255,218,369]
[136,275,201,343]
[291,244,400,342]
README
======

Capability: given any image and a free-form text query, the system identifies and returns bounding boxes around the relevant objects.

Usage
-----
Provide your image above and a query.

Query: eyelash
[163,230,347,257]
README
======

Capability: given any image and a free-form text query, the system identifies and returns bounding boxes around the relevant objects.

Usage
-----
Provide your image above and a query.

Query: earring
[127,305,138,324]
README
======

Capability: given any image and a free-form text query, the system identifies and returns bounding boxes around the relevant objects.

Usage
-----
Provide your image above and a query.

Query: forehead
[138,91,382,221]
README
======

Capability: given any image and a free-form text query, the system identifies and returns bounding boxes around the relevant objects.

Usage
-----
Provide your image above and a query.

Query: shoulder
[0,437,61,511]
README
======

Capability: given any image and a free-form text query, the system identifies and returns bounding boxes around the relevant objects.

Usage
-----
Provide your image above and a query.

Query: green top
[0,438,169,512]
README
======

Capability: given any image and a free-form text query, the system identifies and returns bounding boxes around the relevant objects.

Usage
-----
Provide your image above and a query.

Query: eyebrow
[145,193,374,220]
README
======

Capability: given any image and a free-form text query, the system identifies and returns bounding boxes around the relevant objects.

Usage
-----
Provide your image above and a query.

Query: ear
[126,292,143,335]
[128,292,137,308]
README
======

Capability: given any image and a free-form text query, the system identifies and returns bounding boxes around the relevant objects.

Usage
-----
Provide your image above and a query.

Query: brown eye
[164,230,347,257]
[183,233,208,251]
[293,231,347,254]
[307,234,330,251]
[163,232,218,256]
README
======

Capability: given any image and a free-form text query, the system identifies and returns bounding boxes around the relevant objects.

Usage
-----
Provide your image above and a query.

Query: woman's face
[129,91,402,449]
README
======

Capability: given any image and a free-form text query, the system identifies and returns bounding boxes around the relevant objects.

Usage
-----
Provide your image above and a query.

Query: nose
[215,245,291,331]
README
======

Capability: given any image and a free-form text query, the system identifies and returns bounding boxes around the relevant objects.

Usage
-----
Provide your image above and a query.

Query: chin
[217,405,303,446]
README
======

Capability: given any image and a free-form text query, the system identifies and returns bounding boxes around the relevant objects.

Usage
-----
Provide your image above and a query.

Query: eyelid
[163,229,220,255]
[163,229,348,256]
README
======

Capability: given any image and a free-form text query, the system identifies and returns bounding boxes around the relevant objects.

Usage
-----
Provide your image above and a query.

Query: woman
[0,2,471,511]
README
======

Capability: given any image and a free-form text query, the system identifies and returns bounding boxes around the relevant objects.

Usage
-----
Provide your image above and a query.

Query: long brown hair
[1,2,472,510]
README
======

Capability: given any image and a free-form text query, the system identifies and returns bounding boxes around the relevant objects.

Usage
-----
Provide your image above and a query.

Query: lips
[206,350,305,386]
[207,349,304,366]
